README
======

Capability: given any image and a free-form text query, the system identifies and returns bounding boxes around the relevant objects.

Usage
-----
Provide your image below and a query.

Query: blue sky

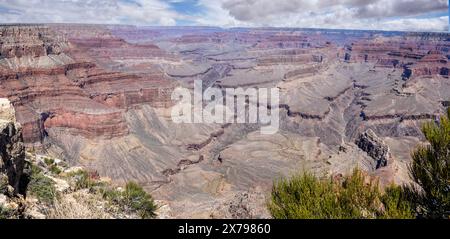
[0,0,448,32]
[167,0,204,25]
[168,0,202,14]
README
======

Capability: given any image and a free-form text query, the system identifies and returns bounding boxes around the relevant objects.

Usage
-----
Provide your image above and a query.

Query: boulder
[0,194,6,206]
[0,98,15,122]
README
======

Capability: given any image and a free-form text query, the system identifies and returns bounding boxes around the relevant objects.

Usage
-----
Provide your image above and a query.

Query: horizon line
[0,22,449,34]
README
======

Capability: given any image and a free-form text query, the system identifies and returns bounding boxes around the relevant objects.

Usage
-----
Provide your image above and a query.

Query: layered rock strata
[0,26,175,143]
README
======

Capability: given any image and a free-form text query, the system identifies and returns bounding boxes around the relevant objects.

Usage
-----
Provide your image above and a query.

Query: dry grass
[47,190,113,219]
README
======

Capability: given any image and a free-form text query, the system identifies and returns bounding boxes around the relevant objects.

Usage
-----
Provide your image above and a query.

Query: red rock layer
[0,26,64,58]
[0,64,130,142]
[0,25,176,143]
[258,54,323,66]
[411,51,449,78]
[345,34,450,78]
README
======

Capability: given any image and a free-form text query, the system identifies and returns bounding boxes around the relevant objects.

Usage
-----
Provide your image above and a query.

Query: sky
[0,0,448,32]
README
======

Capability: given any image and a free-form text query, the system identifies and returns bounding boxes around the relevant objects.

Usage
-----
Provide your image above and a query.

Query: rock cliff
[0,25,175,143]
[0,99,27,195]
[356,129,390,169]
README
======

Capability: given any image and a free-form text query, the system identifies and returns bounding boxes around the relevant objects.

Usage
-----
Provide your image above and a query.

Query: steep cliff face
[344,34,450,79]
[0,26,176,143]
[0,26,66,58]
[0,99,26,195]
[0,121,26,195]
[410,50,449,78]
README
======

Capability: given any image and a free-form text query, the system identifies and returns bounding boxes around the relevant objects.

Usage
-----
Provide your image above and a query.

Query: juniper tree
[407,108,450,218]
[268,169,414,219]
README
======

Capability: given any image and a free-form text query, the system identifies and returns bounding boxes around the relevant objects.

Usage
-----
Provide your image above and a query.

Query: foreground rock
[0,99,27,195]
[1,99,27,218]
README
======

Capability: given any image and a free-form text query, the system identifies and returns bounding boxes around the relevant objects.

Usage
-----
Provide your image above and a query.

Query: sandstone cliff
[0,25,177,143]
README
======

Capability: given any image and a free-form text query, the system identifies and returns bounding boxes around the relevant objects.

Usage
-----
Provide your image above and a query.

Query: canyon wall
[0,26,176,143]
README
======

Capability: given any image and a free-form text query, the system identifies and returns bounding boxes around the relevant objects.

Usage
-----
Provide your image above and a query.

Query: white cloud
[0,0,182,26]
[215,0,447,21]
[0,0,448,31]
[192,0,449,32]
[378,16,448,32]
[193,0,251,27]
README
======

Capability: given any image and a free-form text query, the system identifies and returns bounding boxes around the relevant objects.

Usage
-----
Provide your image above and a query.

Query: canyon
[1,24,449,218]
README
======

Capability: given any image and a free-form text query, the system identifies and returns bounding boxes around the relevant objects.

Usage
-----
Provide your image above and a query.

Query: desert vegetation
[8,154,158,219]
[269,109,450,219]
[51,169,158,219]
[0,205,12,219]
[405,109,450,219]
[101,182,158,219]
[63,169,158,219]
[268,169,414,219]
[27,165,57,204]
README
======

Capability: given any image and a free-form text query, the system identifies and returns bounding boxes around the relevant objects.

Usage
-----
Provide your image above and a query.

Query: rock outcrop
[0,99,27,195]
[355,129,390,169]
[0,98,16,122]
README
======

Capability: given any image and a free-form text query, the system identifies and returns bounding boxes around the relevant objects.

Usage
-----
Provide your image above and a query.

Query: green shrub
[123,182,157,219]
[406,108,450,219]
[101,182,157,219]
[268,172,339,219]
[101,187,122,203]
[0,205,12,219]
[66,170,98,190]
[268,169,414,219]
[42,157,63,175]
[65,170,156,218]
[49,165,62,175]
[43,157,55,166]
[0,174,8,194]
[337,169,381,218]
[380,184,414,219]
[27,165,56,204]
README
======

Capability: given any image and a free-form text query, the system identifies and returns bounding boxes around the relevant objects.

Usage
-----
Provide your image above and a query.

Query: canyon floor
[1,25,449,218]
